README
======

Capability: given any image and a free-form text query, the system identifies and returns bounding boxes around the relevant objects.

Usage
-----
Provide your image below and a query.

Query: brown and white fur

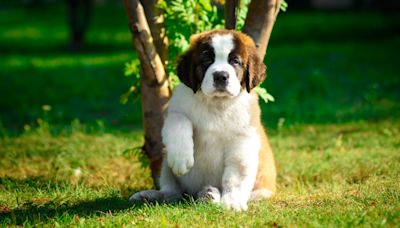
[129,29,276,211]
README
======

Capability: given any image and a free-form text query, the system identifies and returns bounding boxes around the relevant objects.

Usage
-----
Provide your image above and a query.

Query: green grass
[1,121,399,226]
[1,2,400,227]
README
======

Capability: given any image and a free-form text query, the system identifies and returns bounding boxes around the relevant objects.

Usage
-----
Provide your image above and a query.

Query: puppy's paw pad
[197,186,221,203]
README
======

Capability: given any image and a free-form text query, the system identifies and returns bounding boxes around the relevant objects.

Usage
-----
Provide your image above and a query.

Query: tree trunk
[242,0,282,58]
[124,0,170,188]
[225,0,239,29]
[141,0,168,65]
[67,0,92,52]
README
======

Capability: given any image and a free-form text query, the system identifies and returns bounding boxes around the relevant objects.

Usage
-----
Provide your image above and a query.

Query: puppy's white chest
[193,100,251,135]
[178,104,251,194]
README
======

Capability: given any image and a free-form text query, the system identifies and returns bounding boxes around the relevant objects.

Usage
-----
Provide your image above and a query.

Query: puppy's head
[177,29,266,97]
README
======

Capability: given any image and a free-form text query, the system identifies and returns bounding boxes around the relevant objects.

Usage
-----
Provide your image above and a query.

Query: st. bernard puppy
[130,29,276,211]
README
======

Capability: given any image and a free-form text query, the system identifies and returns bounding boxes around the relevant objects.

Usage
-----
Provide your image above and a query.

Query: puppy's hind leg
[196,186,221,203]
[130,160,183,204]
[129,189,182,204]
[249,188,274,201]
[129,189,164,204]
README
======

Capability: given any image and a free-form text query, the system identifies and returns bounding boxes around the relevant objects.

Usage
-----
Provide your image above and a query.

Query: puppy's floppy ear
[176,49,201,93]
[244,48,266,92]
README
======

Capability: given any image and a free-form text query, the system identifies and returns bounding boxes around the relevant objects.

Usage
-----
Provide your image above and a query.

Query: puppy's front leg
[162,112,194,176]
[221,133,260,211]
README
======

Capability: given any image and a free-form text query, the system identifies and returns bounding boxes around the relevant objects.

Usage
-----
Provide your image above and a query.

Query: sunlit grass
[1,53,136,70]
[0,120,399,226]
[2,27,46,39]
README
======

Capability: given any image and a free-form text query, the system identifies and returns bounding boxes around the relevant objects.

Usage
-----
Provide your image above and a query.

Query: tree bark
[243,0,281,58]
[67,0,92,52]
[141,0,168,65]
[124,0,170,188]
[225,0,239,29]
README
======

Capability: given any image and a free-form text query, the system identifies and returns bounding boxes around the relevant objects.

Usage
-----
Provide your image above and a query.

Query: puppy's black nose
[213,71,229,87]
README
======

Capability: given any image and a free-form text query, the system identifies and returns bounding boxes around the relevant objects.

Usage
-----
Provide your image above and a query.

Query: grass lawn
[1,2,400,227]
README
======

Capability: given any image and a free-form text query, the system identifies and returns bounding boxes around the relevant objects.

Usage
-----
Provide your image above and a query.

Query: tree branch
[225,0,239,29]
[141,0,168,65]
[243,0,281,59]
[124,0,168,86]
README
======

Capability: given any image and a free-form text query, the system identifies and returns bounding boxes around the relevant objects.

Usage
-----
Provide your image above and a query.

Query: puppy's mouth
[211,87,234,97]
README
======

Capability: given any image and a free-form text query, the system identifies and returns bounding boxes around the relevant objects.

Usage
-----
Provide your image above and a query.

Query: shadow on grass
[0,197,137,225]
[0,177,141,225]
[0,177,203,225]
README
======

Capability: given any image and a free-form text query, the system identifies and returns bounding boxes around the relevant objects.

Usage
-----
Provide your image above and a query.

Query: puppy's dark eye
[201,50,210,56]
[202,57,213,65]
[229,56,241,66]
[201,50,214,66]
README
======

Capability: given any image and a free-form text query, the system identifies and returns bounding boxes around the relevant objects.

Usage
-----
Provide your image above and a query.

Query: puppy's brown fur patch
[250,93,277,195]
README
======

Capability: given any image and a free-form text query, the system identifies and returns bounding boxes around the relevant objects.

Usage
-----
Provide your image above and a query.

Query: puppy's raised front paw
[167,151,194,176]
[221,193,248,212]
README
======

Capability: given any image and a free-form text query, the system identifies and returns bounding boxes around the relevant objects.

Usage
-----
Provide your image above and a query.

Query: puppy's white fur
[161,85,260,211]
[202,34,241,97]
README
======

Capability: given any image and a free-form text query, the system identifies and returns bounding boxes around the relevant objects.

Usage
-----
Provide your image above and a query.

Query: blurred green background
[0,0,399,134]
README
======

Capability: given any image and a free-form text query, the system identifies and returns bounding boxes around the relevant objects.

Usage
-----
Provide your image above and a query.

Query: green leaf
[281,0,288,12]
[124,60,138,77]
[254,86,275,103]
[120,86,137,104]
